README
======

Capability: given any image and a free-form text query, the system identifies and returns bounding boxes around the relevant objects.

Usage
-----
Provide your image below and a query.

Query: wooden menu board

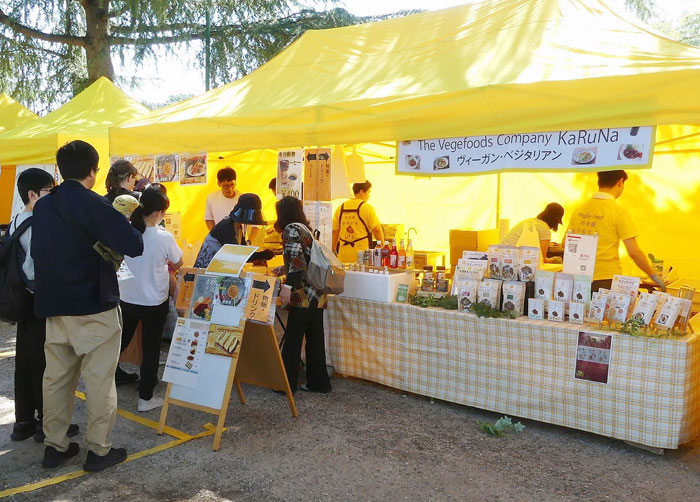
[303,148,331,201]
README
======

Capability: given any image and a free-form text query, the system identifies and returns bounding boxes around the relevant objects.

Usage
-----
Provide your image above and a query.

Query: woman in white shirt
[118,187,183,412]
[499,202,564,263]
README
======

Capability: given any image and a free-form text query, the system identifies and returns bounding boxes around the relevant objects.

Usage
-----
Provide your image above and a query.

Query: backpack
[292,223,346,295]
[0,217,34,322]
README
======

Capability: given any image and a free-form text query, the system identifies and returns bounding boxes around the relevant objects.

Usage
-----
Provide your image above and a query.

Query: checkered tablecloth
[326,297,700,450]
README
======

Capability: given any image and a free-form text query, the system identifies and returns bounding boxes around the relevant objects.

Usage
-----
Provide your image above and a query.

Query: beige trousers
[43,307,121,456]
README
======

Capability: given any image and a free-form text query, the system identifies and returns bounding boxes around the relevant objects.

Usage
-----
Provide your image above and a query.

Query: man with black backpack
[331,180,384,263]
[32,140,144,471]
[2,168,82,445]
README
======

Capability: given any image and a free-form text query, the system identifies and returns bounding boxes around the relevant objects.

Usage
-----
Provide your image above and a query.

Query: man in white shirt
[204,167,239,230]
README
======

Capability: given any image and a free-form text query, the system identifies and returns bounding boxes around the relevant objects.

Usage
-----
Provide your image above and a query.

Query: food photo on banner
[179,153,208,185]
[155,154,179,183]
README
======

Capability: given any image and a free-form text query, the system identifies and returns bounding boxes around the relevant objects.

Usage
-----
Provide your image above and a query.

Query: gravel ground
[0,319,698,501]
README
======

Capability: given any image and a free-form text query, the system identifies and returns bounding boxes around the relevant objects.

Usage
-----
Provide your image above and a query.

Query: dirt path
[0,320,698,501]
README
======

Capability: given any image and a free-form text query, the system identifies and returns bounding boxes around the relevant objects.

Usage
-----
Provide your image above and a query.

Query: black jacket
[32,180,144,317]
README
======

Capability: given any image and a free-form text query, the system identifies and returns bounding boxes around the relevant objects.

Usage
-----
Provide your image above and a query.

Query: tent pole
[496,172,501,230]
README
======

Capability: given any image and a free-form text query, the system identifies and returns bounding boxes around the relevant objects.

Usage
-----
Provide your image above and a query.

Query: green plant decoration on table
[468,302,517,319]
[409,294,459,310]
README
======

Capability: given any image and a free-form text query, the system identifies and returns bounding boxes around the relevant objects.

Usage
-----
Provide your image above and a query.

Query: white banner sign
[397,126,654,175]
[303,201,333,251]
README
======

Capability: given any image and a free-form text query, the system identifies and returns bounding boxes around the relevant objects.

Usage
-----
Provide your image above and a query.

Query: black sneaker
[115,366,139,386]
[83,447,128,472]
[34,423,80,443]
[11,421,36,441]
[42,442,80,468]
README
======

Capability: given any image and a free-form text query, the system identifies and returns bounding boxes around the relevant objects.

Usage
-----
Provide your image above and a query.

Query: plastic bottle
[381,241,390,267]
[405,239,415,269]
[398,239,407,269]
[390,240,399,268]
[373,243,382,268]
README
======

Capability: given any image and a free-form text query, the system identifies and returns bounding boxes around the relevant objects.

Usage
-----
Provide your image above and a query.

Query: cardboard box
[449,229,499,269]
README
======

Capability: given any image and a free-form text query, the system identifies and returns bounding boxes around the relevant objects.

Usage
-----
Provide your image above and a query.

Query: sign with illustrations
[397,126,654,175]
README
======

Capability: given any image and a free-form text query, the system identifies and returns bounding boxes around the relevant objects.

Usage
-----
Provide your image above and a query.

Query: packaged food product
[478,279,502,308]
[553,273,574,303]
[500,246,519,281]
[611,275,641,303]
[518,246,540,282]
[605,293,631,323]
[568,302,585,324]
[587,292,607,324]
[571,275,592,304]
[534,270,555,300]
[435,266,449,292]
[462,251,488,261]
[458,279,480,312]
[487,245,503,280]
[528,298,545,320]
[421,266,435,292]
[674,298,693,333]
[501,281,526,316]
[547,300,565,322]
[630,292,659,325]
[459,259,488,281]
[654,297,682,330]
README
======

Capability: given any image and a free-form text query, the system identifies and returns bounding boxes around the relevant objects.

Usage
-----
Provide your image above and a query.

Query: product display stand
[157,322,297,451]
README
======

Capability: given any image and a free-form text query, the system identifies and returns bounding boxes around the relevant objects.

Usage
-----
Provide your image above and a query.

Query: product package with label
[487,245,503,280]
[587,292,607,324]
[571,275,592,305]
[478,279,502,308]
[528,298,545,320]
[606,293,631,323]
[534,270,555,300]
[518,246,540,282]
[630,292,659,325]
[675,298,693,333]
[501,281,526,316]
[547,300,565,322]
[458,279,480,312]
[500,247,519,281]
[553,273,574,303]
[568,302,585,324]
[654,297,682,330]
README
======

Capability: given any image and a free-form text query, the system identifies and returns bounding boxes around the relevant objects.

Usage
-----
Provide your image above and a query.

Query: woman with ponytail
[105,160,139,203]
[117,187,183,412]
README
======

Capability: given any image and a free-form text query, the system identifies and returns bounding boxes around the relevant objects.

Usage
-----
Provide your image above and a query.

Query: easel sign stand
[158,257,297,451]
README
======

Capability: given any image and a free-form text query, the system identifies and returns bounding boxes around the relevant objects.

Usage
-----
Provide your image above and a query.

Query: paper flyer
[206,244,258,276]
[209,275,251,327]
[155,154,179,183]
[562,233,598,278]
[162,317,210,388]
[277,149,304,199]
[179,153,207,185]
[116,261,134,282]
[574,331,612,384]
[164,212,182,240]
[205,323,244,358]
[187,274,219,322]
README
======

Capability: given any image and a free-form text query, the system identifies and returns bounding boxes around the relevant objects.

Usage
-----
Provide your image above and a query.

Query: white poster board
[563,233,598,278]
[303,200,333,250]
[168,351,233,410]
[10,164,56,221]
[397,126,654,175]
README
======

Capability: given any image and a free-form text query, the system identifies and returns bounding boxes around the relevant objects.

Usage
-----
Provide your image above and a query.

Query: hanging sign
[303,148,331,201]
[277,149,304,199]
[302,201,333,250]
[179,153,208,185]
[244,274,277,324]
[397,126,654,175]
[563,233,598,278]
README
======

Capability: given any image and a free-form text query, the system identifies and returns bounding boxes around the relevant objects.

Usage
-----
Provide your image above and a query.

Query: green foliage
[0,0,414,113]
[468,302,516,319]
[409,294,458,310]
[477,416,525,437]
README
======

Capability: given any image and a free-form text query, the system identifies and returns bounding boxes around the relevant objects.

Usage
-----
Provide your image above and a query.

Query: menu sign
[163,318,209,388]
[302,201,333,250]
[303,148,331,201]
[277,149,303,199]
[397,126,654,175]
[574,331,612,384]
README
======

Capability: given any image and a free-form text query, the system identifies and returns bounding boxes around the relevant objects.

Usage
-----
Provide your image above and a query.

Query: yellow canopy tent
[0,94,39,223]
[110,0,700,276]
[0,77,149,199]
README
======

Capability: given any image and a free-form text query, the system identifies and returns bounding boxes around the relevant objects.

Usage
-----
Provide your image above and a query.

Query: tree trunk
[83,0,114,82]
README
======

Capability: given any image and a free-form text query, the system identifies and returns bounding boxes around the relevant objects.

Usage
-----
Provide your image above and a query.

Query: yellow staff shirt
[332,198,381,263]
[566,192,638,281]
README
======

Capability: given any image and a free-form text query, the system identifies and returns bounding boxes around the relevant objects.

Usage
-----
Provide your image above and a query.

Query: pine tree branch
[0,8,85,47]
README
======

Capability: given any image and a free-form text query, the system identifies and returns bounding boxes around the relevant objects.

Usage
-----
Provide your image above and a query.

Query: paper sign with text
[303,148,331,201]
[397,127,654,175]
[206,244,258,276]
[244,274,276,324]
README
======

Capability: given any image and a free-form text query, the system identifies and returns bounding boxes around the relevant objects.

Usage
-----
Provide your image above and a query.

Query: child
[117,187,183,411]
[9,168,79,442]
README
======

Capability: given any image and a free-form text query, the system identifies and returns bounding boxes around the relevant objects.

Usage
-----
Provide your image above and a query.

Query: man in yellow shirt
[567,170,665,292]
[332,180,384,263]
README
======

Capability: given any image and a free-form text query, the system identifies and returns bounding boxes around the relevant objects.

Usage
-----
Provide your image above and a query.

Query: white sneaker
[137,396,164,412]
